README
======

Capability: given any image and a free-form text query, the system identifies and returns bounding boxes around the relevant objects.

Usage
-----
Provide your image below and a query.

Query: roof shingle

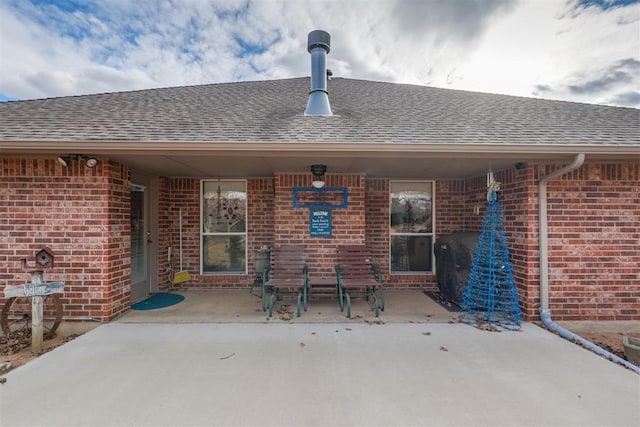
[0,77,638,146]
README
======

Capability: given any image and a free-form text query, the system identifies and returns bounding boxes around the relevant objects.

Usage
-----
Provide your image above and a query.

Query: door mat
[132,293,185,310]
[424,290,462,312]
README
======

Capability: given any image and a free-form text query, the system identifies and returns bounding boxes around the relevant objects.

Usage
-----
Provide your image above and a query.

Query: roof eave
[1,140,639,158]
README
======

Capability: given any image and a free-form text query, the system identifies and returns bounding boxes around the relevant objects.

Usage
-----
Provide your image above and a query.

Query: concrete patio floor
[1,290,638,427]
[117,289,460,324]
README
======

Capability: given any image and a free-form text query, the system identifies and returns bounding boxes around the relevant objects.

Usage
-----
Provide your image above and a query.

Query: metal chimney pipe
[304,30,332,116]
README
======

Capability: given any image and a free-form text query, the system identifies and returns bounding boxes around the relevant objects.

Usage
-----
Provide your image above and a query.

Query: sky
[0,0,638,107]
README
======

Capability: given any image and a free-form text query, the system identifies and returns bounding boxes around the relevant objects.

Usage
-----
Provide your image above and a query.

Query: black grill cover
[433,232,480,304]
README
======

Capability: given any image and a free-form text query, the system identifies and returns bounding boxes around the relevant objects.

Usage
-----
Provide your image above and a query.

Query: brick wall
[3,157,636,322]
[435,179,466,235]
[160,177,275,289]
[248,177,276,274]
[157,176,171,291]
[458,162,639,321]
[0,159,130,321]
[541,162,640,320]
[274,173,365,277]
[365,178,388,271]
[103,162,131,319]
[166,174,436,288]
[163,174,368,285]
[167,173,433,287]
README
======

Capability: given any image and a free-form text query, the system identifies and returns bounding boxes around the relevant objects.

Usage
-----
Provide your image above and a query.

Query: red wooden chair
[335,245,384,318]
[262,245,309,317]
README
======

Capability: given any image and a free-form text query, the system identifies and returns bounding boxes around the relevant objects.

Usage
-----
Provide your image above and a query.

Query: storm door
[130,173,158,304]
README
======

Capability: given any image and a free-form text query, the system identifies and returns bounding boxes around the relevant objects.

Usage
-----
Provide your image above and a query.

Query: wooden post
[31,298,44,354]
[30,272,44,354]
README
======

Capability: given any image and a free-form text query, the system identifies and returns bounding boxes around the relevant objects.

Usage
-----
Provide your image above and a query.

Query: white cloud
[0,0,638,107]
[444,0,640,107]
[0,1,157,98]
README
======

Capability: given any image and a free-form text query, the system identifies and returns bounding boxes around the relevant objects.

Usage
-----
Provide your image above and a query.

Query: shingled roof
[1,77,638,146]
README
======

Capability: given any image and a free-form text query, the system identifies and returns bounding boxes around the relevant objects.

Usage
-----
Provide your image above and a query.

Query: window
[201,180,247,274]
[389,181,434,273]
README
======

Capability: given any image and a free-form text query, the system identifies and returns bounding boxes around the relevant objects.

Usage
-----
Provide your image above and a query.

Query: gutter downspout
[538,153,640,374]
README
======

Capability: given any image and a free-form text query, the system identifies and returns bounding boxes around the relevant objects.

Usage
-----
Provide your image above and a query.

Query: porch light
[56,154,99,168]
[83,156,98,168]
[56,155,73,168]
[311,164,327,189]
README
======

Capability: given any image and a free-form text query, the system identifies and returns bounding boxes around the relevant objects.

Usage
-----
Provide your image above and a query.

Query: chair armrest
[335,264,344,286]
[371,263,382,283]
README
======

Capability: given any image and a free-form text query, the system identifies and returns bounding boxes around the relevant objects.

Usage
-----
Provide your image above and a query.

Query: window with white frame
[201,180,247,274]
[389,181,434,273]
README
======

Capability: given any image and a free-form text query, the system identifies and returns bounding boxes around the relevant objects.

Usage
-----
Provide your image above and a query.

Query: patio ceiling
[4,140,637,179]
[109,152,547,179]
[101,142,639,178]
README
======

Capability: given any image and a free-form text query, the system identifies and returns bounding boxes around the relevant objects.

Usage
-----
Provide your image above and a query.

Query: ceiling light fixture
[311,164,327,189]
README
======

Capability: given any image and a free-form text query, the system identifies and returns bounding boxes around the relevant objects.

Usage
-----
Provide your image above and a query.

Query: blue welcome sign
[310,209,332,237]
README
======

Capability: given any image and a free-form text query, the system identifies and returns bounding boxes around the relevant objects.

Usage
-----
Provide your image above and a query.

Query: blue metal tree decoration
[459,177,522,331]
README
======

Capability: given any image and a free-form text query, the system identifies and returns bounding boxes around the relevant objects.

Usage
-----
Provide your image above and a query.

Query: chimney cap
[307,30,330,53]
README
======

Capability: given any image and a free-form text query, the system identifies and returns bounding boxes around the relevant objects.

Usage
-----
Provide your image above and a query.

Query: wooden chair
[262,245,309,318]
[335,245,385,318]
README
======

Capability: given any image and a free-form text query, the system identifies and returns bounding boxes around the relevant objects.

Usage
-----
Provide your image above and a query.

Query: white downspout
[539,154,585,312]
[538,153,639,373]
